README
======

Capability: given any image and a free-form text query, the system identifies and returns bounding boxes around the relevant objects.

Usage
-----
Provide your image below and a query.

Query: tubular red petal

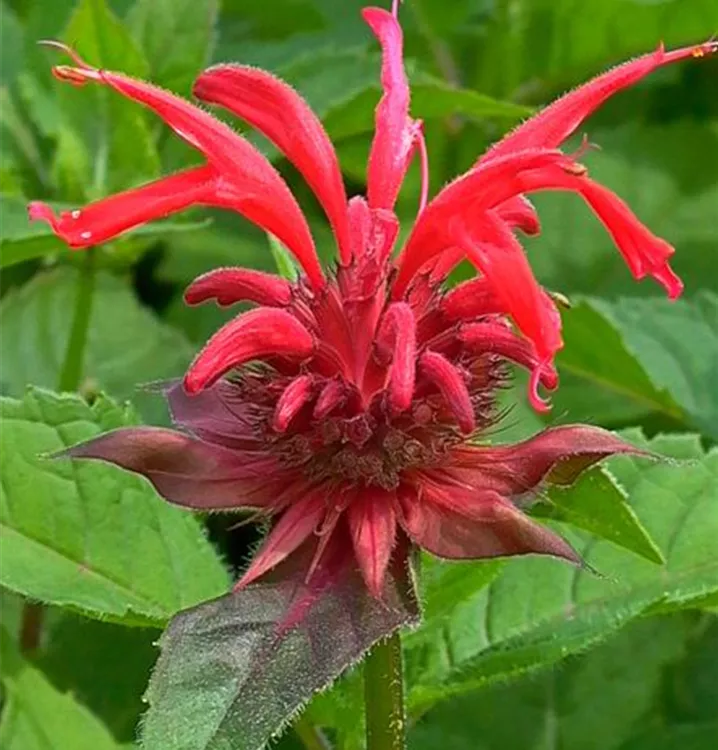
[273,375,315,432]
[185,308,314,393]
[184,267,293,308]
[61,427,278,509]
[378,302,417,414]
[47,53,324,290]
[441,276,504,320]
[419,350,475,434]
[363,7,419,211]
[458,321,559,389]
[313,379,346,419]
[399,486,580,564]
[28,165,218,248]
[516,169,683,298]
[457,213,563,409]
[393,149,572,297]
[235,492,328,589]
[348,488,398,598]
[483,40,718,162]
[194,65,351,264]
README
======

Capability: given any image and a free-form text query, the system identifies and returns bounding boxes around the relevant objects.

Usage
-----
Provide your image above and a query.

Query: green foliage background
[1,0,717,748]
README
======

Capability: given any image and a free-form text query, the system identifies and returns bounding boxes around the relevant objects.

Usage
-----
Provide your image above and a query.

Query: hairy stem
[293,716,333,750]
[20,255,96,651]
[365,631,406,750]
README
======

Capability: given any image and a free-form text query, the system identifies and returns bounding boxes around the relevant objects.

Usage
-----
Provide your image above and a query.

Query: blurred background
[1,0,717,748]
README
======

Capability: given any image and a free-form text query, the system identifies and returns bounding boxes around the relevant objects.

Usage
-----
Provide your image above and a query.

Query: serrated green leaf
[0,388,229,624]
[544,468,665,565]
[403,432,718,716]
[0,267,194,423]
[127,0,218,94]
[409,614,691,750]
[0,625,123,750]
[557,295,718,437]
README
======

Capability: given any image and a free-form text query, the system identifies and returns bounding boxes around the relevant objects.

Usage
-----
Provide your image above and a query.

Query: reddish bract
[36,9,715,602]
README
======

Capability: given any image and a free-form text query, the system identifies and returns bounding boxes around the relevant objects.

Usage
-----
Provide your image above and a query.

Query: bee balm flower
[32,6,715,606]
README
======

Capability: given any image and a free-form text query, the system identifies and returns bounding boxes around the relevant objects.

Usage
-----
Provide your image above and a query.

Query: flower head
[34,7,715,605]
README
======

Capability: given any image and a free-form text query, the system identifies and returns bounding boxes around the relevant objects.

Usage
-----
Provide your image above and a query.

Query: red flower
[33,8,715,604]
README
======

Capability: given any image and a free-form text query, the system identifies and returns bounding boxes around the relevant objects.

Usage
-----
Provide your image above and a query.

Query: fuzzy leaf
[0,388,229,625]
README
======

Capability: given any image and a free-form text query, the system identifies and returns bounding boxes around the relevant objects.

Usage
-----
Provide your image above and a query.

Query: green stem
[58,254,96,392]
[364,631,406,750]
[293,716,333,750]
[20,255,96,651]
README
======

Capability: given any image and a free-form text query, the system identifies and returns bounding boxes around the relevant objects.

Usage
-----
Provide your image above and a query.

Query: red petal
[458,214,563,410]
[378,302,417,414]
[28,165,218,248]
[184,308,314,393]
[61,427,279,509]
[48,54,324,290]
[363,7,419,211]
[393,149,572,297]
[449,424,646,497]
[459,321,558,389]
[273,375,315,432]
[235,492,327,589]
[419,350,475,434]
[194,65,351,264]
[184,267,293,308]
[399,485,580,563]
[348,488,398,598]
[483,41,717,162]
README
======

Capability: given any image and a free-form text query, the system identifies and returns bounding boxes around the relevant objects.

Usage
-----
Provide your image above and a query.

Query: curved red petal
[441,276,504,320]
[363,7,419,211]
[184,267,293,308]
[495,195,541,235]
[48,56,324,290]
[184,308,314,393]
[313,379,347,419]
[28,165,217,248]
[194,65,351,264]
[399,486,580,563]
[348,488,398,598]
[419,350,475,434]
[482,41,717,162]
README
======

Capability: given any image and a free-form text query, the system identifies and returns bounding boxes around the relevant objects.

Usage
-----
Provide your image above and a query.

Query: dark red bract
[32,5,716,602]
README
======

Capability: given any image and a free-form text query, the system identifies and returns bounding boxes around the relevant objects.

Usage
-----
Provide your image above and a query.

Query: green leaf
[36,612,160,742]
[127,0,218,94]
[409,614,692,750]
[0,267,194,423]
[556,295,718,437]
[58,0,159,196]
[0,2,24,87]
[544,468,665,565]
[0,625,123,750]
[620,723,718,750]
[0,388,229,624]
[403,432,718,716]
